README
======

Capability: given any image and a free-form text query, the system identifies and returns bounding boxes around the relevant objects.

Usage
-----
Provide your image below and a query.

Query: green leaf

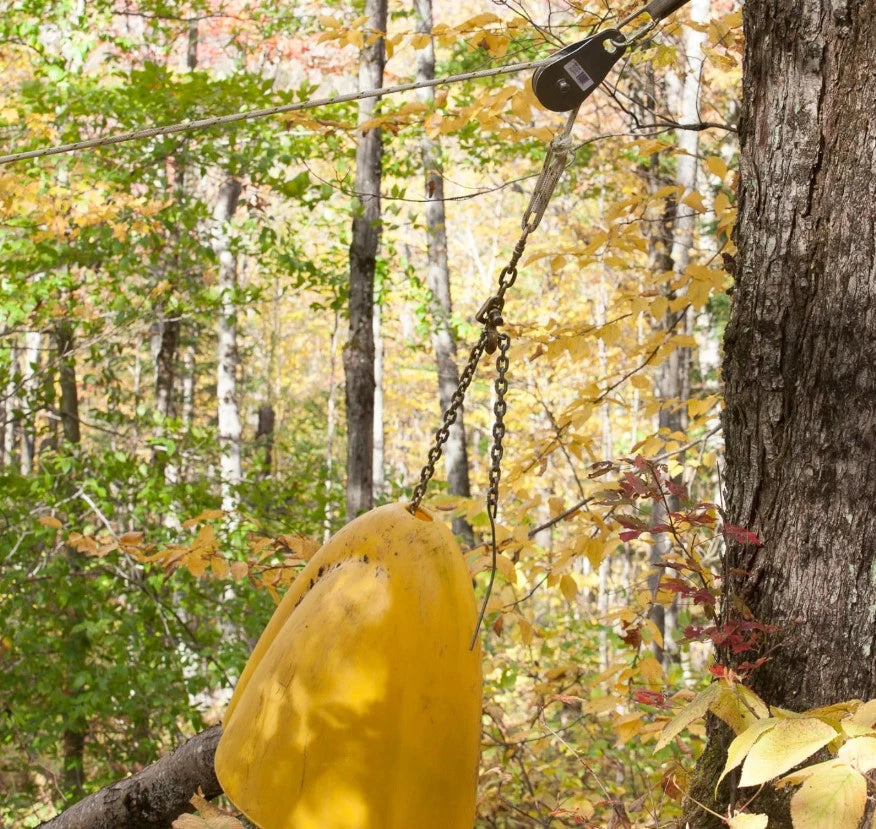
[786,761,866,829]
[739,717,837,787]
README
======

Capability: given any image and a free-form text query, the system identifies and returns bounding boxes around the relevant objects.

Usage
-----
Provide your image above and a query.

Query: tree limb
[37,725,223,829]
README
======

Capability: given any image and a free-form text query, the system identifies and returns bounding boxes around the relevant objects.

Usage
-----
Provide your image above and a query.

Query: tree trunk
[2,335,18,467]
[685,1,876,824]
[53,321,88,799]
[414,0,474,544]
[55,321,81,447]
[343,0,386,519]
[152,315,180,425]
[20,328,41,473]
[649,0,710,670]
[211,177,243,516]
[372,299,385,495]
[37,726,222,829]
[255,403,275,479]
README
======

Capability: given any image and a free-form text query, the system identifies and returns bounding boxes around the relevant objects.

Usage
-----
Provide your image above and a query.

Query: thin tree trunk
[2,336,18,467]
[596,276,613,670]
[324,312,340,543]
[650,0,709,670]
[255,404,274,479]
[343,0,386,519]
[414,0,473,543]
[55,322,81,447]
[20,329,41,474]
[685,1,876,824]
[152,315,179,426]
[211,177,243,516]
[372,300,385,495]
[53,320,87,798]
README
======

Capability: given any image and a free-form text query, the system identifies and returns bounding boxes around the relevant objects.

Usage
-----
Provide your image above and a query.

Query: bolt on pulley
[532,0,693,112]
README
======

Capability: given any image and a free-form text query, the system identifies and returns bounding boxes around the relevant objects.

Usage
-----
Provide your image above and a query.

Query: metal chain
[469,332,511,648]
[406,104,585,647]
[408,331,488,513]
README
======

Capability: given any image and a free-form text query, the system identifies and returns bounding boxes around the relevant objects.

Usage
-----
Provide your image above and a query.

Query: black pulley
[532,29,627,113]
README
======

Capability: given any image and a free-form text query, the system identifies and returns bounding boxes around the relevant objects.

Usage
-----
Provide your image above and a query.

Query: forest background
[1,0,773,825]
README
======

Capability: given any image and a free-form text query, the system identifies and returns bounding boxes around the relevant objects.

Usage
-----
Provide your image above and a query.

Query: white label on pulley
[564,59,595,93]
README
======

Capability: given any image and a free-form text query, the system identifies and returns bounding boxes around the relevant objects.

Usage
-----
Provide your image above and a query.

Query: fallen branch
[37,725,223,829]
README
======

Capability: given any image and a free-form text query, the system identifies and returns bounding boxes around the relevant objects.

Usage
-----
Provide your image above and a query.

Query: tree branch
[37,725,223,829]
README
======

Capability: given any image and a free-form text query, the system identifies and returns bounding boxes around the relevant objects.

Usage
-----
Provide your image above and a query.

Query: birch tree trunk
[2,337,18,467]
[372,300,385,495]
[20,329,41,474]
[414,0,473,543]
[685,1,876,824]
[343,0,386,519]
[211,177,243,516]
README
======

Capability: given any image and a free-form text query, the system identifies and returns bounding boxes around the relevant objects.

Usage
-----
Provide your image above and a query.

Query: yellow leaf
[119,531,144,546]
[182,509,225,529]
[278,533,320,559]
[495,553,517,584]
[559,573,578,602]
[229,561,249,580]
[788,761,867,829]
[850,698,876,728]
[727,815,768,829]
[211,557,229,579]
[710,684,768,735]
[638,656,664,684]
[614,712,644,743]
[704,156,729,179]
[317,15,340,28]
[838,736,876,773]
[39,515,62,529]
[511,87,532,121]
[687,394,721,419]
[460,12,501,28]
[654,681,721,752]
[681,190,707,212]
[192,525,217,555]
[739,718,837,788]
[718,719,777,789]
[518,616,535,645]
[410,33,431,49]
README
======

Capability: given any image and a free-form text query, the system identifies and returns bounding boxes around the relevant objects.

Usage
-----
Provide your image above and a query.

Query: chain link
[408,331,488,513]
[468,332,512,648]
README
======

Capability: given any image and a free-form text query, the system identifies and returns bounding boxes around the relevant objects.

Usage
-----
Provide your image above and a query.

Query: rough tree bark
[414,0,474,545]
[343,0,386,519]
[37,726,222,829]
[211,177,243,515]
[685,1,876,825]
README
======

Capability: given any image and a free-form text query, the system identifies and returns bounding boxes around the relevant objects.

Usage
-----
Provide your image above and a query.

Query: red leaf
[620,529,642,542]
[723,523,763,546]
[634,689,668,707]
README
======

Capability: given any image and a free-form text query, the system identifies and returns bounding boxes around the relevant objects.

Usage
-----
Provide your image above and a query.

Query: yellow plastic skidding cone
[215,502,483,829]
